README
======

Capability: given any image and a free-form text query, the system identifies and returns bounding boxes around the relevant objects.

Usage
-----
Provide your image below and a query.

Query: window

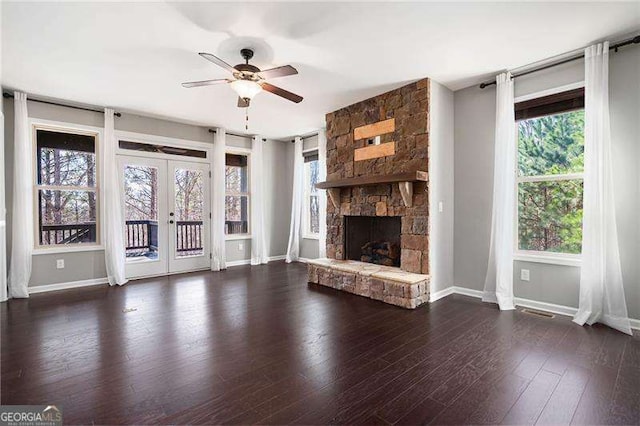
[35,127,99,247]
[225,153,249,235]
[303,151,320,238]
[516,88,585,256]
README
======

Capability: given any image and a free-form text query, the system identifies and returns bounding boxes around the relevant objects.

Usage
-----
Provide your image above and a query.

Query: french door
[119,156,210,279]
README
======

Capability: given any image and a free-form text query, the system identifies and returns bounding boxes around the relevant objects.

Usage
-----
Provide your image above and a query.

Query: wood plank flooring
[1,262,638,425]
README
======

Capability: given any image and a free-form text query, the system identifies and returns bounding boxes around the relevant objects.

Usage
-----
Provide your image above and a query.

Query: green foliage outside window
[517,110,584,254]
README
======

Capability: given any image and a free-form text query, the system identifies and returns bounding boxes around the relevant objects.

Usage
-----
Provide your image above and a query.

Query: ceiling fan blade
[237,97,250,108]
[198,52,238,74]
[258,65,298,80]
[181,78,230,88]
[260,82,303,103]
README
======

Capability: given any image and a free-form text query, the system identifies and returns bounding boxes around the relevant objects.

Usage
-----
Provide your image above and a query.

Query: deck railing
[40,223,96,245]
[225,220,248,235]
[125,220,158,252]
[41,220,212,254]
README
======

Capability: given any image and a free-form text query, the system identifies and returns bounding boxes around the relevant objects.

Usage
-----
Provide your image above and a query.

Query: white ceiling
[2,2,639,139]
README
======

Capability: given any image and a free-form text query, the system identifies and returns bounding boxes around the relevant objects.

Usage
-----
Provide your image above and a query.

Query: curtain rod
[479,34,640,89]
[2,91,122,117]
[208,128,266,142]
[290,133,319,143]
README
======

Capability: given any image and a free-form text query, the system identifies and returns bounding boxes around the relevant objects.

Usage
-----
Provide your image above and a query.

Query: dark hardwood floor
[1,261,638,425]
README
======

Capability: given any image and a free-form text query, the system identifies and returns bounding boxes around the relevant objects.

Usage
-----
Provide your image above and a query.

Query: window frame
[302,150,320,240]
[224,148,251,240]
[513,83,585,267]
[31,120,104,254]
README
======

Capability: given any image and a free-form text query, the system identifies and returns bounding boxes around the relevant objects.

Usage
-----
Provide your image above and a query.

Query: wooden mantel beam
[316,171,427,190]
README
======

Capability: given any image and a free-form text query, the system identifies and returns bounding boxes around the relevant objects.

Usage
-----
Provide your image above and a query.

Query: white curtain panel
[317,129,328,259]
[285,137,304,263]
[103,108,127,286]
[250,135,268,265]
[211,128,227,271]
[8,92,31,298]
[0,105,7,302]
[573,42,631,335]
[482,72,516,311]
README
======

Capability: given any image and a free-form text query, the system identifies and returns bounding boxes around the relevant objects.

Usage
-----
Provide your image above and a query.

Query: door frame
[115,130,214,278]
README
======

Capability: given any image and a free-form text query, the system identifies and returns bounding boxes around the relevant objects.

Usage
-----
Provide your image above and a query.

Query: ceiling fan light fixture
[230,79,262,100]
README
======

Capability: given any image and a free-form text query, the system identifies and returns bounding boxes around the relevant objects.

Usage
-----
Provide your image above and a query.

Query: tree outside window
[304,157,320,237]
[517,109,584,254]
[225,153,249,235]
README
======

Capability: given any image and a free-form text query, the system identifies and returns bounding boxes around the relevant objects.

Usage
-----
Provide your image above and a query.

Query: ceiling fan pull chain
[245,105,249,130]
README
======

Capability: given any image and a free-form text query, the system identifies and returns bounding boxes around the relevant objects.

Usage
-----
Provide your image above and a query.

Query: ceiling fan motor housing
[235,48,261,80]
[240,48,254,62]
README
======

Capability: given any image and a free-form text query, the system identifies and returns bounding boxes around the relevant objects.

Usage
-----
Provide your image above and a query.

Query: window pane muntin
[518,179,583,255]
[517,110,584,177]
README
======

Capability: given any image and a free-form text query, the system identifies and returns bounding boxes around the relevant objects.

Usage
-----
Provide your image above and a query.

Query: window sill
[513,252,581,267]
[302,234,320,241]
[33,245,104,255]
[226,234,251,241]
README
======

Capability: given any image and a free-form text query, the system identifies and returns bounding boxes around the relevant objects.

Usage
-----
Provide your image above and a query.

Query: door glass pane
[124,165,159,261]
[175,168,204,257]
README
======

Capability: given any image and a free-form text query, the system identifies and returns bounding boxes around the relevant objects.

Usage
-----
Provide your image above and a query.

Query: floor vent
[521,308,555,319]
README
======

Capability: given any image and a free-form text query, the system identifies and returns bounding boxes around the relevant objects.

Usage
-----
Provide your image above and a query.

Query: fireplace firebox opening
[344,216,401,267]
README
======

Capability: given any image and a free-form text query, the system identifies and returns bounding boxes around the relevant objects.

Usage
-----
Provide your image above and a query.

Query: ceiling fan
[182,48,303,108]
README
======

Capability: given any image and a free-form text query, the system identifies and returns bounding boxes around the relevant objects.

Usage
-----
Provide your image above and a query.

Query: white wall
[453,46,640,318]
[428,80,455,294]
[3,98,293,286]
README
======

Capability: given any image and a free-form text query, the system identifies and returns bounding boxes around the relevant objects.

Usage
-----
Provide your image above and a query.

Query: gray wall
[454,46,640,319]
[3,98,293,286]
[429,80,455,295]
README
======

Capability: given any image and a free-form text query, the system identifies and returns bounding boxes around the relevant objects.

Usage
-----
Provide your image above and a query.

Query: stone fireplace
[307,78,431,309]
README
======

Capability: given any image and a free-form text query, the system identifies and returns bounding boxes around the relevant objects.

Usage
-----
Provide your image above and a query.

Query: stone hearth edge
[307,258,430,309]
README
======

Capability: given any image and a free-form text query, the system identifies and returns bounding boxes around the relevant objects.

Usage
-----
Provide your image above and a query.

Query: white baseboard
[226,255,287,268]
[297,257,312,263]
[29,277,109,294]
[225,259,252,267]
[437,285,640,331]
[429,286,455,302]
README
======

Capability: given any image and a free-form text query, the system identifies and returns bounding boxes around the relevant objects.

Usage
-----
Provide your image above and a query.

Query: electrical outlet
[438,201,444,213]
[56,259,65,269]
[238,243,244,251]
[520,269,530,281]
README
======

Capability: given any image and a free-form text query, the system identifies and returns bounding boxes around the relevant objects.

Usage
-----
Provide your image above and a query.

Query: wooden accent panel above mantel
[353,118,395,140]
[354,142,395,161]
